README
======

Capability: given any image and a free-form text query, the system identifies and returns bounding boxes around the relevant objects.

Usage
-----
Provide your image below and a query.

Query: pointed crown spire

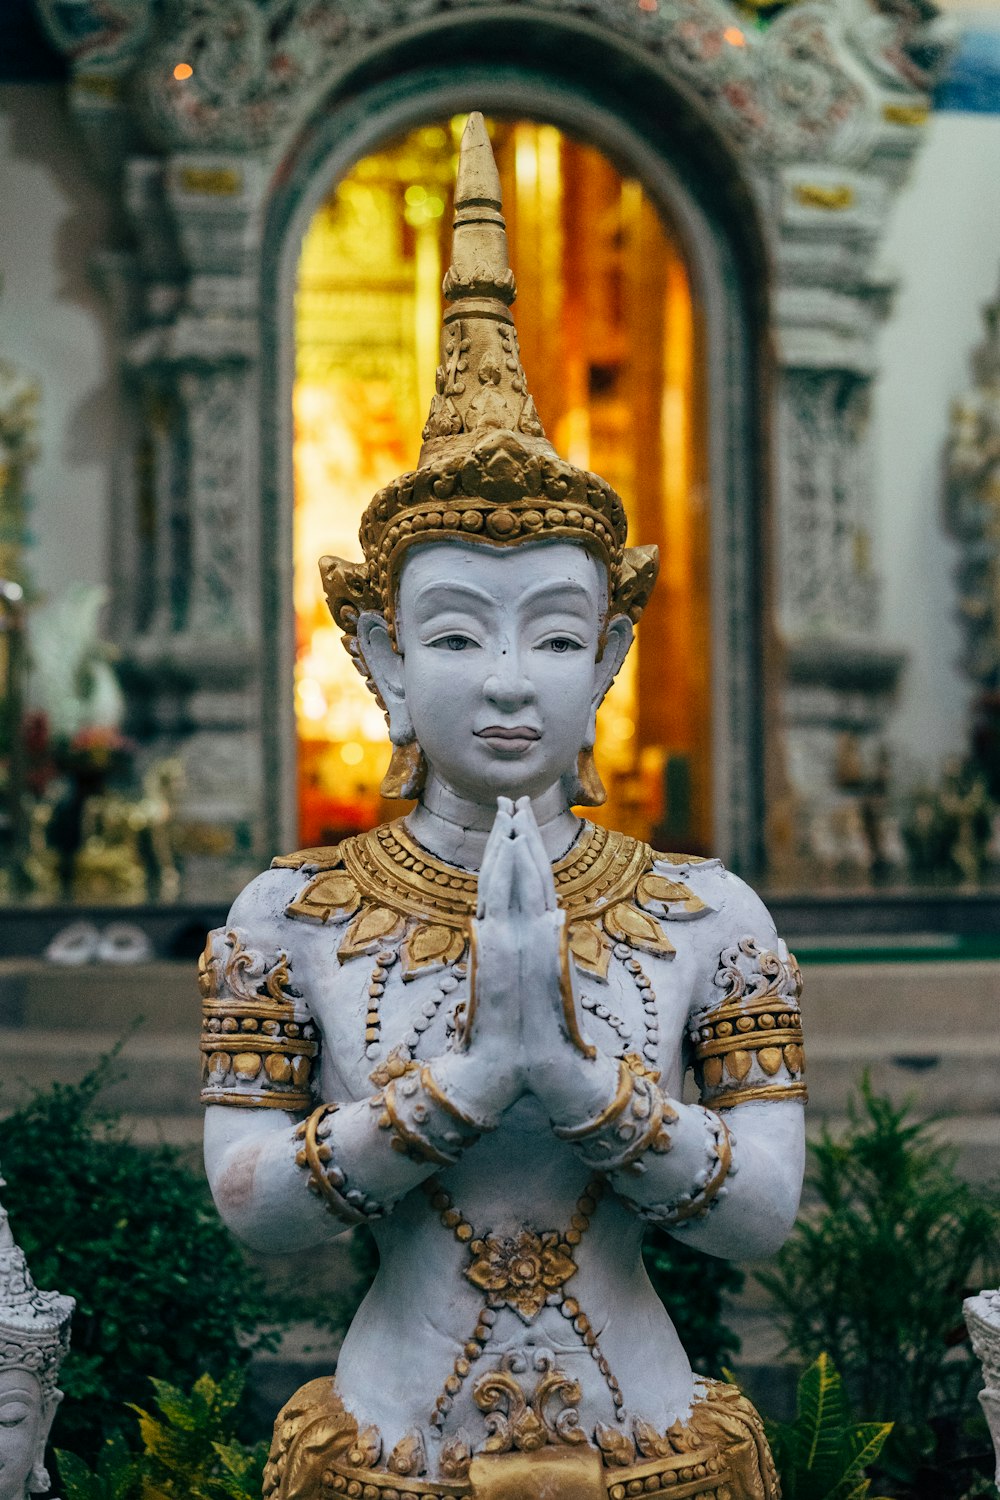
[0,1173,74,1392]
[417,112,553,465]
[321,112,659,646]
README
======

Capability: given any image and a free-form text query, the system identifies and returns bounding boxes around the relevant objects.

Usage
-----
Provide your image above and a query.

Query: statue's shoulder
[648,847,776,933]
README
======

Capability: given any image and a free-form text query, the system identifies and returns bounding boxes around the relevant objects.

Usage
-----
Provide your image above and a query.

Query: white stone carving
[965,1292,1000,1485]
[0,1175,74,1500]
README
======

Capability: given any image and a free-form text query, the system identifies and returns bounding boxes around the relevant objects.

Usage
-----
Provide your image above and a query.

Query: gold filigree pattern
[199,928,318,1110]
[691,937,807,1111]
[265,1375,777,1500]
[279,820,711,982]
[474,1352,587,1453]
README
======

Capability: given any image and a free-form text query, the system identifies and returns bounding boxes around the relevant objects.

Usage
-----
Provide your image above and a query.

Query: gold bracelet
[294,1103,377,1225]
[419,1064,484,1131]
[662,1113,733,1226]
[380,1080,460,1168]
[552,1059,634,1142]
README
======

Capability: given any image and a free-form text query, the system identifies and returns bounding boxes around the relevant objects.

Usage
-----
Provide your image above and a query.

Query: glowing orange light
[723,26,745,45]
[638,0,658,10]
[173,62,193,80]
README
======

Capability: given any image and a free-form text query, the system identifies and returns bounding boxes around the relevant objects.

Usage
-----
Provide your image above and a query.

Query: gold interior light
[293,118,709,850]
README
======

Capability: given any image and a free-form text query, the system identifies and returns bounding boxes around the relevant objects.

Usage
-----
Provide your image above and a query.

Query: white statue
[965,1293,1000,1485]
[28,583,125,741]
[202,114,806,1500]
[0,1178,73,1500]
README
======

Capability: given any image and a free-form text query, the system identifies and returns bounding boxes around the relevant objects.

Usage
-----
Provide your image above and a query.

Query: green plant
[765,1353,892,1500]
[55,1372,268,1500]
[0,1054,280,1461]
[759,1076,1000,1497]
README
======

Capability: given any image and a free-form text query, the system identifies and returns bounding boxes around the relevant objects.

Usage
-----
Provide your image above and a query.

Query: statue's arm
[200,870,501,1256]
[543,869,805,1260]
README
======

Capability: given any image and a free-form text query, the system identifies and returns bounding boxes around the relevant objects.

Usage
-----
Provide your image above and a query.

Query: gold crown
[321,113,659,649]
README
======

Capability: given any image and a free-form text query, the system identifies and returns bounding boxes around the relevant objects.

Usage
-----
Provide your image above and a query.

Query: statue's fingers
[478,815,514,920]
[513,799,557,912]
[511,826,547,915]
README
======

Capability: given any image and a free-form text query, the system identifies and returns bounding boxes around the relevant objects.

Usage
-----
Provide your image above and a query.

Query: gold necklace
[280,818,706,979]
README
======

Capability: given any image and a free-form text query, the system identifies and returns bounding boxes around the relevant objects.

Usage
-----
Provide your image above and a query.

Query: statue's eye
[0,1403,30,1426]
[440,635,472,651]
[545,637,580,654]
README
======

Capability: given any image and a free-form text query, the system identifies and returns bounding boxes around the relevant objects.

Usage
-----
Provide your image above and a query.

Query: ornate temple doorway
[292,117,711,853]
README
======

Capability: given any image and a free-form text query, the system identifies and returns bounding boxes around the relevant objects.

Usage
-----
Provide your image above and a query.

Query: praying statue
[201,114,806,1500]
[0,1176,73,1500]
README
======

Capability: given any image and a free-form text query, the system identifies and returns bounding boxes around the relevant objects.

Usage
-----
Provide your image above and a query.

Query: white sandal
[96,922,153,965]
[44,921,101,965]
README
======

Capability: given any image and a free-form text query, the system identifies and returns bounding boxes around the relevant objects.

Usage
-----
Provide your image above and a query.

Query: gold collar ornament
[275,819,712,981]
[317,113,660,800]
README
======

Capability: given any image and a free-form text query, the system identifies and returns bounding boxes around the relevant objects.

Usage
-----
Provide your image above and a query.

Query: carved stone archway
[35,0,940,882]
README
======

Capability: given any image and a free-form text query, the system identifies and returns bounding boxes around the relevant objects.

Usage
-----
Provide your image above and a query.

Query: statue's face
[0,1368,46,1500]
[364,539,631,804]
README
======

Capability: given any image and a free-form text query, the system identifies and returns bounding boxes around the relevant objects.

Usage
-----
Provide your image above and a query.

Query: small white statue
[202,115,806,1500]
[965,1292,1000,1485]
[0,1177,74,1500]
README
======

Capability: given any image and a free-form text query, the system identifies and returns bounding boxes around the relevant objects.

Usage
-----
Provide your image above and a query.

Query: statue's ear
[356,612,414,745]
[31,1390,62,1493]
[591,614,633,715]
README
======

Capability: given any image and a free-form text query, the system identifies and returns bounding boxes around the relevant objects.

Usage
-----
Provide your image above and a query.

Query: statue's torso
[203,820,801,1471]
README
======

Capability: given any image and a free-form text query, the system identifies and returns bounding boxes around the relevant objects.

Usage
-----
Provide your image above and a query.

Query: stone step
[0,1028,200,1116]
[799,959,999,1037]
[4,1025,1000,1134]
[0,959,198,1032]
[0,957,996,1039]
[803,1034,1000,1114]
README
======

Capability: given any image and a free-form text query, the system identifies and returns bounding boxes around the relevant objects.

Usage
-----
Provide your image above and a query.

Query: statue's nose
[482,650,536,710]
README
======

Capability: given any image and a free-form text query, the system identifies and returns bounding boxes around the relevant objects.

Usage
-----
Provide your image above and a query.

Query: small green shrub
[759,1077,1000,1497]
[765,1353,893,1500]
[0,1055,280,1461]
[55,1372,267,1500]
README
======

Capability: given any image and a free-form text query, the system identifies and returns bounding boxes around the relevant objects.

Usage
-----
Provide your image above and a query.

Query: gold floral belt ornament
[263,1377,778,1500]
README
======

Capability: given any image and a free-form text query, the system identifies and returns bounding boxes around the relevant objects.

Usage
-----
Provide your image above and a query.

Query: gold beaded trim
[553,1056,677,1172]
[662,1115,733,1226]
[295,1103,382,1224]
[691,996,806,1107]
[280,821,704,975]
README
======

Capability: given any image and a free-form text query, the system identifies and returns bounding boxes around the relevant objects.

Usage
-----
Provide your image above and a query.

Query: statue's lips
[475,726,541,754]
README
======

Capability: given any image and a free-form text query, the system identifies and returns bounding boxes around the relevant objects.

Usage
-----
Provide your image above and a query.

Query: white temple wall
[874,109,1000,777]
[0,82,115,604]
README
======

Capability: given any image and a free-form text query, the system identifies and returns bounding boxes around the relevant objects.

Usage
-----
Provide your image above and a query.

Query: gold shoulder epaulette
[271,844,342,871]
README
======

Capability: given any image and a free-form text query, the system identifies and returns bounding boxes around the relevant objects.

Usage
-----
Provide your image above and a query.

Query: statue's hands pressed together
[470,796,619,1126]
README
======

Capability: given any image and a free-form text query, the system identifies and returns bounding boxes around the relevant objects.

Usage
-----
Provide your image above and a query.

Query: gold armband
[294,1103,385,1223]
[661,1111,733,1226]
[200,928,319,1111]
[553,1054,677,1174]
[692,938,807,1111]
[374,1056,483,1167]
